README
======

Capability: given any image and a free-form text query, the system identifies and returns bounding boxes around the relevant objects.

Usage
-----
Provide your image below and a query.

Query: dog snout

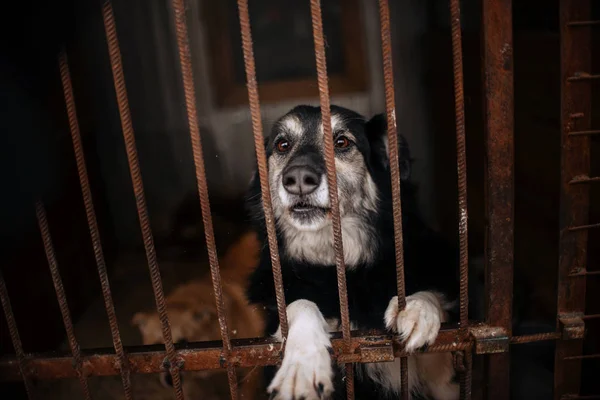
[282,165,321,195]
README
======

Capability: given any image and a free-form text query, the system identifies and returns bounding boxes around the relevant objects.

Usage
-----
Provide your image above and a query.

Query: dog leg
[384,291,447,353]
[267,300,334,400]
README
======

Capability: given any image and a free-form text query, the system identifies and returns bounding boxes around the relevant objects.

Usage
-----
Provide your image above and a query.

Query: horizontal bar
[568,129,600,136]
[569,175,600,184]
[561,396,600,400]
[0,328,469,381]
[567,72,600,81]
[568,270,600,277]
[563,354,600,361]
[567,20,600,27]
[0,325,575,382]
[509,332,561,344]
[582,314,600,320]
[568,223,600,232]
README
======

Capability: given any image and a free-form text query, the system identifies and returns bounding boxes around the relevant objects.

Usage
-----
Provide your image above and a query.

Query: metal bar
[568,20,600,27]
[35,202,91,399]
[376,0,408,398]
[569,175,600,184]
[308,0,354,398]
[564,354,600,361]
[449,0,478,396]
[449,0,470,336]
[568,223,600,232]
[0,328,469,381]
[168,0,239,398]
[568,129,600,136]
[58,51,133,400]
[582,314,600,320]
[567,20,600,27]
[555,0,592,398]
[567,72,600,82]
[510,332,561,344]
[481,0,515,398]
[561,396,600,400]
[235,0,288,340]
[0,270,34,397]
[101,3,184,399]
[568,270,600,277]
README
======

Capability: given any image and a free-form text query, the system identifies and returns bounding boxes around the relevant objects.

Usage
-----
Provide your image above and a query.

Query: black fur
[246,105,460,399]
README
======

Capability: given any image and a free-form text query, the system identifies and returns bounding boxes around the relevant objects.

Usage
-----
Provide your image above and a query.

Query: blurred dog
[132,231,265,400]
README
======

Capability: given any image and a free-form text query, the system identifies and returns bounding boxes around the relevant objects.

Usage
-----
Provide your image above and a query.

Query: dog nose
[282,166,321,195]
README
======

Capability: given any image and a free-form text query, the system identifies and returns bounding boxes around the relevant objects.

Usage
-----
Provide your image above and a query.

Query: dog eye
[275,139,291,153]
[335,136,352,149]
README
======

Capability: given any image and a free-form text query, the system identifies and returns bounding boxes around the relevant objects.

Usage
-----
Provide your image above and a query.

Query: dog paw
[384,292,443,353]
[267,335,334,400]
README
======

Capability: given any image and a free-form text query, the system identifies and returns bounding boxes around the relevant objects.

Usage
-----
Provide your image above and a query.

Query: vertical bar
[555,0,591,398]
[235,0,288,339]
[481,0,515,398]
[100,3,184,399]
[0,270,34,398]
[449,0,470,335]
[168,0,239,398]
[35,202,91,399]
[58,51,133,400]
[308,0,354,398]
[377,1,408,398]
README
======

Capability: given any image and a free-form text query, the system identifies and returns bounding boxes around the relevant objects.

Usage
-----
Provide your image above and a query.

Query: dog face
[251,105,411,267]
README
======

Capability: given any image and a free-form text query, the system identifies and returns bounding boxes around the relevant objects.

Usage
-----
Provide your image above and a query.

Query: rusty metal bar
[481,0,515,398]
[567,72,600,82]
[0,327,469,381]
[582,314,600,320]
[510,332,561,344]
[568,129,600,136]
[567,20,600,27]
[377,0,409,398]
[555,0,592,398]
[101,2,184,399]
[308,0,354,398]
[568,223,600,232]
[448,0,474,396]
[235,0,288,340]
[449,0,470,335]
[561,396,600,400]
[0,270,34,397]
[569,175,600,184]
[35,202,91,399]
[58,51,133,400]
[564,354,600,361]
[169,0,239,398]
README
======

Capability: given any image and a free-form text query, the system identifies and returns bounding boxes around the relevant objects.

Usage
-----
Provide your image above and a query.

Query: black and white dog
[246,105,461,400]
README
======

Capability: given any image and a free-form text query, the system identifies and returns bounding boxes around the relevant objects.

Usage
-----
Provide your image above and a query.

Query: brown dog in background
[132,231,265,400]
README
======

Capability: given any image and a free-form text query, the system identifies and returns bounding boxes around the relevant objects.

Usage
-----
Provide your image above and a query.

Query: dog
[132,231,266,400]
[245,105,462,400]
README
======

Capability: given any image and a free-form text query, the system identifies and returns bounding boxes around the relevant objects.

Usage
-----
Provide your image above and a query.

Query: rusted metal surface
[101,2,184,398]
[509,332,561,344]
[559,314,586,340]
[308,0,354,397]
[0,328,467,381]
[481,0,515,398]
[569,130,600,137]
[36,202,91,399]
[0,270,34,397]
[449,0,470,334]
[169,0,239,397]
[377,0,408,397]
[555,0,592,398]
[569,176,600,184]
[59,50,133,400]
[459,348,473,400]
[469,326,509,355]
[563,354,600,361]
[235,0,288,340]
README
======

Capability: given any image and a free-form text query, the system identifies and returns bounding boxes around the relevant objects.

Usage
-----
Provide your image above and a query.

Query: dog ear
[365,113,412,181]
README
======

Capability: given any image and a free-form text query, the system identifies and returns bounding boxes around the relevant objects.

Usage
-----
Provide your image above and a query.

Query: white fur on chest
[281,216,376,268]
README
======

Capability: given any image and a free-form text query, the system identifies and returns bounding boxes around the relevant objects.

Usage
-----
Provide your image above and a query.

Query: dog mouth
[289,201,329,216]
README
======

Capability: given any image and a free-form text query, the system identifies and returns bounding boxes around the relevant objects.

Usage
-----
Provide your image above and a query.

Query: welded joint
[558,313,585,340]
[468,325,509,354]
